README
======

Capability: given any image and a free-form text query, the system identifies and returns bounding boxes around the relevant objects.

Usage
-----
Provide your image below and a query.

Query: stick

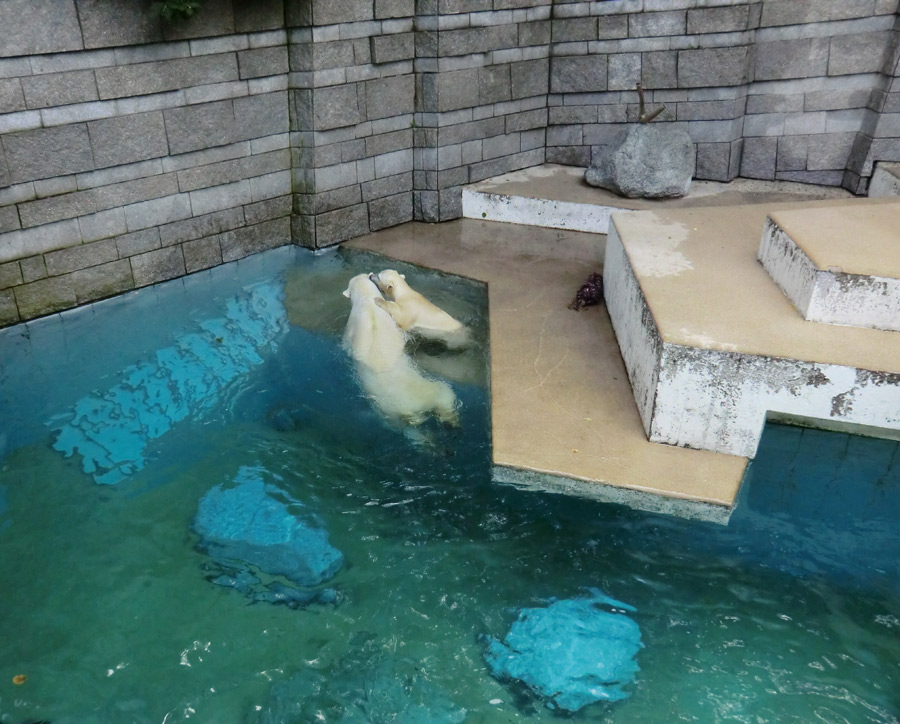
[636,82,666,124]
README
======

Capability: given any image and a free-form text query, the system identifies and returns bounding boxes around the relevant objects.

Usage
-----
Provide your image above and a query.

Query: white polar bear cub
[342,273,459,428]
[369,269,471,350]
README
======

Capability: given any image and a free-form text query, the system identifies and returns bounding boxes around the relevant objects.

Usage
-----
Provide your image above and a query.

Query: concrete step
[606,202,900,460]
[758,200,900,332]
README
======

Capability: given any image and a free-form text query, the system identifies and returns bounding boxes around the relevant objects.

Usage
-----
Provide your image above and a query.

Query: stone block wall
[286,0,419,246]
[288,0,551,236]
[0,0,293,326]
[547,0,900,191]
[411,0,552,222]
[2,0,900,327]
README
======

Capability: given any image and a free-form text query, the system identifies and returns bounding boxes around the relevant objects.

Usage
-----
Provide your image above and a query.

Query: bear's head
[343,273,382,302]
[369,269,406,300]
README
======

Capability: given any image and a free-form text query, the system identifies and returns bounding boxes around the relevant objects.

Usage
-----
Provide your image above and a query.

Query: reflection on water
[0,246,898,724]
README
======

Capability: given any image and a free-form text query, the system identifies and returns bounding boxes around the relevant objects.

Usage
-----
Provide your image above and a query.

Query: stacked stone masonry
[1,0,899,326]
[548,0,900,190]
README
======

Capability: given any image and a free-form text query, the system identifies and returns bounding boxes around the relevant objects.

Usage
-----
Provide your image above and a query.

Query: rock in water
[483,588,643,712]
[584,124,695,199]
[194,466,343,598]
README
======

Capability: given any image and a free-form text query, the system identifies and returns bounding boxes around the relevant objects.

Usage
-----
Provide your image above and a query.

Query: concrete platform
[463,163,852,236]
[346,219,747,523]
[607,203,900,460]
[869,161,900,197]
[759,201,900,332]
[344,164,898,524]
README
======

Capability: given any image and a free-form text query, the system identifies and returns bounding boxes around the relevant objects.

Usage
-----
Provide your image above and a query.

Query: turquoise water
[1,246,898,724]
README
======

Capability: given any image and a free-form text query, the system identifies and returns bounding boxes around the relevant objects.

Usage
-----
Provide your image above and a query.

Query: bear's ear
[385,284,394,294]
[400,273,406,280]
[342,287,351,298]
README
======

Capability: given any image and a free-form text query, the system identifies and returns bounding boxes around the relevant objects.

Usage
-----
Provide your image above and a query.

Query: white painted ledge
[606,219,900,459]
[759,215,900,332]
[461,188,621,234]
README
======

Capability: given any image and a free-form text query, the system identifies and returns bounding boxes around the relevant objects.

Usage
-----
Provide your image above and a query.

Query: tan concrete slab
[345,219,748,515]
[769,200,900,278]
[471,163,853,209]
[612,203,900,373]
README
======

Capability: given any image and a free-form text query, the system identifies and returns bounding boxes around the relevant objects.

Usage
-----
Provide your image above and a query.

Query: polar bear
[342,274,459,428]
[369,270,471,350]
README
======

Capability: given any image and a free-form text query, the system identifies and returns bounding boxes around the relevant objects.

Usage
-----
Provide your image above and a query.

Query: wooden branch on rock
[636,82,666,123]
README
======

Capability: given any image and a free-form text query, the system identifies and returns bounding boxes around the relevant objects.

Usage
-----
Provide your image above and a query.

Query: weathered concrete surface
[602,224,662,435]
[607,201,900,459]
[759,202,900,332]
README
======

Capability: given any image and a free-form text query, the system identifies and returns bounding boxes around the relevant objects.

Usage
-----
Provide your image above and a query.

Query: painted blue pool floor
[0,246,898,723]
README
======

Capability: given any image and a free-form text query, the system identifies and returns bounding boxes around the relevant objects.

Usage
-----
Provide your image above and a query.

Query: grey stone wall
[548,0,900,191]
[2,0,900,327]
[288,0,551,236]
[0,0,292,326]
[411,0,551,222]
[287,0,419,246]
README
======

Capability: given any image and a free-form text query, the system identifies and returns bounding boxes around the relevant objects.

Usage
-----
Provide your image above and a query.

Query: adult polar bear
[369,270,471,350]
[342,274,459,428]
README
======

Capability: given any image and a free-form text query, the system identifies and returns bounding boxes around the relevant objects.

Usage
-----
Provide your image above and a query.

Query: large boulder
[483,588,643,712]
[585,124,695,199]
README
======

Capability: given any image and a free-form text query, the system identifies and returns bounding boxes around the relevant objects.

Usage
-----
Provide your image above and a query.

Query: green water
[1,247,898,724]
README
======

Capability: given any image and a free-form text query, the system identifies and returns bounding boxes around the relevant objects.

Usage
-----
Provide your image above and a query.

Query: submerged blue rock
[484,588,643,712]
[49,281,287,484]
[194,466,343,606]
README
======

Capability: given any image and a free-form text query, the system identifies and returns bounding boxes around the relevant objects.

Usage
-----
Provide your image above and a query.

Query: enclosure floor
[346,218,747,523]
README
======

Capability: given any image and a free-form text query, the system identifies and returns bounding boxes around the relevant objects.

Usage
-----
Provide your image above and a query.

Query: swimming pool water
[1,246,898,724]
